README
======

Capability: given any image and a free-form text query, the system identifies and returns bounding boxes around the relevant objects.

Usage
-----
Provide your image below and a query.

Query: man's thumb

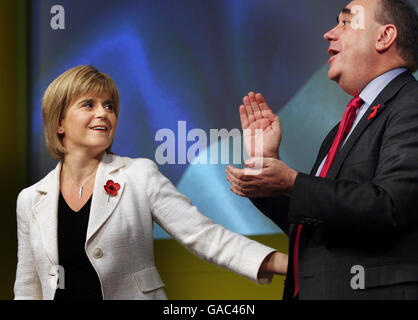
[245,157,264,168]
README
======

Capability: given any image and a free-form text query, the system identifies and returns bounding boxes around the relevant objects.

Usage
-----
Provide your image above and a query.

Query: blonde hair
[42,65,120,159]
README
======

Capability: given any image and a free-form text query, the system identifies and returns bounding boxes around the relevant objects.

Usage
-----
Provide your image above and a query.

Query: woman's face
[59,91,118,155]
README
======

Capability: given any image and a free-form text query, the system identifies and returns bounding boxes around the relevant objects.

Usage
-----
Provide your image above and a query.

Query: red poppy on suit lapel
[104,180,120,197]
[368,104,381,120]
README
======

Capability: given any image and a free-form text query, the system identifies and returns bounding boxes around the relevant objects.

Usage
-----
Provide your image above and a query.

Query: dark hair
[375,0,418,72]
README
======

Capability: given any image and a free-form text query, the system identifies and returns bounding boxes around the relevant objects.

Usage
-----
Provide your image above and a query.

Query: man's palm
[240,92,281,158]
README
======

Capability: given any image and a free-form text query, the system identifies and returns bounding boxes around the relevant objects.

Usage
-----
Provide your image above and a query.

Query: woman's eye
[83,103,93,108]
[105,105,114,110]
[342,20,351,26]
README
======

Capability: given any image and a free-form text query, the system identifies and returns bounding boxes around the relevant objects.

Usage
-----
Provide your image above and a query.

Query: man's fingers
[226,174,247,196]
[249,92,262,121]
[255,93,279,126]
[230,186,247,197]
[226,165,252,182]
[255,93,269,110]
[243,96,256,123]
[226,173,241,188]
[244,157,265,169]
[226,164,269,198]
[256,93,275,116]
[272,114,282,132]
[255,93,266,105]
[239,105,250,129]
[243,94,251,107]
[226,165,244,180]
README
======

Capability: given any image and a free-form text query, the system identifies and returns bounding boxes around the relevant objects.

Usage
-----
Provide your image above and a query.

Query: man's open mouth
[328,49,341,57]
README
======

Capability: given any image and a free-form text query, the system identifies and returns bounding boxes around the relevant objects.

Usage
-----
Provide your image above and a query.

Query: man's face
[324,0,381,94]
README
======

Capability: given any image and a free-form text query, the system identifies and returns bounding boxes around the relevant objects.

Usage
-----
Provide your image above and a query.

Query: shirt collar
[359,67,408,106]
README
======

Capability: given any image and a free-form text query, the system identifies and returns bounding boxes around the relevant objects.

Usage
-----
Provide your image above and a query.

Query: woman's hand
[258,251,288,277]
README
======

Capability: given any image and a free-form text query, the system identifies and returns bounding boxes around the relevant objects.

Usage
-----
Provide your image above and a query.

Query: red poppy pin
[368,104,381,120]
[104,180,120,201]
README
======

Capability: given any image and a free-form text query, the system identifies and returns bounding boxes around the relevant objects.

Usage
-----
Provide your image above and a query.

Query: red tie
[292,96,364,298]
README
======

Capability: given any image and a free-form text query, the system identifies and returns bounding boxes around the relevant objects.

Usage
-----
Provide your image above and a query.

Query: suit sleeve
[14,190,42,300]
[250,197,290,235]
[144,160,276,284]
[288,91,418,234]
[248,124,340,236]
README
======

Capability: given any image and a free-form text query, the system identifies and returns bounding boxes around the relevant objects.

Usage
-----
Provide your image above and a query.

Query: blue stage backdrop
[30,0,418,238]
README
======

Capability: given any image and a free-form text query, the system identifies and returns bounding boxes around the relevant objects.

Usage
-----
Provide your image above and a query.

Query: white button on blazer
[14,153,276,300]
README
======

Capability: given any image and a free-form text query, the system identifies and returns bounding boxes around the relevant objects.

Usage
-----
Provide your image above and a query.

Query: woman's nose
[95,105,107,118]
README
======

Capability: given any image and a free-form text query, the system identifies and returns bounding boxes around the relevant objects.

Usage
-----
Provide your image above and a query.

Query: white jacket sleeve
[14,190,42,300]
[145,160,275,284]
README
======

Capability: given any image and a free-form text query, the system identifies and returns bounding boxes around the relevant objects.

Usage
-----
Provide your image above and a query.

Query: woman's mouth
[89,125,108,132]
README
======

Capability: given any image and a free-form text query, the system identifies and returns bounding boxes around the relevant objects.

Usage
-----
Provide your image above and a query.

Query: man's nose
[323,26,338,42]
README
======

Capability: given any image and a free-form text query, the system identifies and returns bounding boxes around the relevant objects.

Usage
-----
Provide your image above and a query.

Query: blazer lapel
[32,153,129,264]
[326,71,416,180]
[33,161,62,266]
[86,153,128,243]
[309,123,340,176]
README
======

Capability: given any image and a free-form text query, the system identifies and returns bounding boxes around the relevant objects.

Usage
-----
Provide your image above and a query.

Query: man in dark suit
[226,0,418,299]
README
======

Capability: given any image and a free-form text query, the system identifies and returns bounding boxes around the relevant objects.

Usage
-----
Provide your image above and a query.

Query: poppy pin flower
[368,104,381,120]
[104,180,120,201]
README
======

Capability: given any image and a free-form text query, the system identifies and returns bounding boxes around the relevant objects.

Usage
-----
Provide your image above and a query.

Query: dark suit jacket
[252,71,418,299]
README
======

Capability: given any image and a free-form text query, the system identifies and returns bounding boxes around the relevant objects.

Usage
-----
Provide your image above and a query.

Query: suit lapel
[309,123,339,176]
[33,162,62,265]
[325,102,387,179]
[86,153,128,243]
[326,71,416,180]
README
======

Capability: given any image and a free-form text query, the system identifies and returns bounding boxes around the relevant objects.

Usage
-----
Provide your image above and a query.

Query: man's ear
[376,24,398,52]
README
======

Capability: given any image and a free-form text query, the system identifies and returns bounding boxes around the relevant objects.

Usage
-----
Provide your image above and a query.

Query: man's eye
[342,20,351,26]
[105,105,114,110]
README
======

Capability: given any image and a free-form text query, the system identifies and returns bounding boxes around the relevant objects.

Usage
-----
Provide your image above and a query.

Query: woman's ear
[376,24,397,53]
[57,119,64,134]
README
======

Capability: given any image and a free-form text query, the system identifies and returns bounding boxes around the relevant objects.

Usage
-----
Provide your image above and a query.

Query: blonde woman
[14,65,287,300]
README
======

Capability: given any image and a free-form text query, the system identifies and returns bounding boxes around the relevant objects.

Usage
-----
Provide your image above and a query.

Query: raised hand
[240,92,281,159]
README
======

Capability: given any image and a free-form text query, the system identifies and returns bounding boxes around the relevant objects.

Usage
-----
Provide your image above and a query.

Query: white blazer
[14,153,275,300]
